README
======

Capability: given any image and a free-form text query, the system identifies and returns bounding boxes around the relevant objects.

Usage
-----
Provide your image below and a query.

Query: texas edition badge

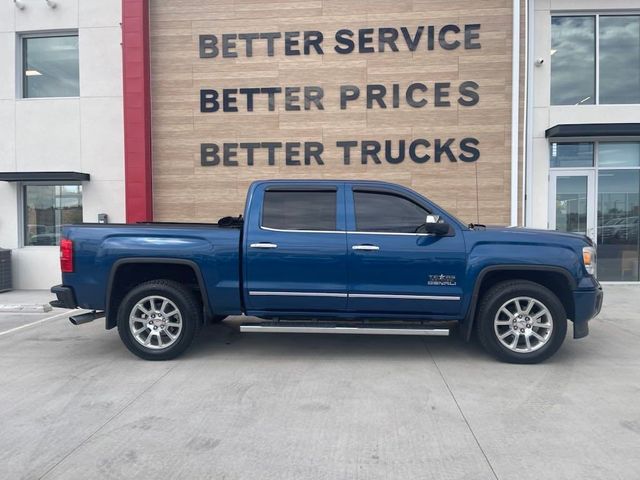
[428,274,457,286]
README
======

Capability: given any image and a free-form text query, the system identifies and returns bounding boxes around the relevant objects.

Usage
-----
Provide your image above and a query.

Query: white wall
[528,0,640,229]
[0,0,124,290]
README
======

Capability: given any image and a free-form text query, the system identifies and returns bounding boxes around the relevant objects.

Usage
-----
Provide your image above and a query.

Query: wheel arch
[461,265,576,341]
[105,258,211,330]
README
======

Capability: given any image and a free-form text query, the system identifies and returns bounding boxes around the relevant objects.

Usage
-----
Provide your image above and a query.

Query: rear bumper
[571,282,603,339]
[50,284,77,309]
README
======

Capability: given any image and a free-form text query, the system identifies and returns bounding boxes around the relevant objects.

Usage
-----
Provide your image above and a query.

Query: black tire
[117,279,202,360]
[476,280,567,364]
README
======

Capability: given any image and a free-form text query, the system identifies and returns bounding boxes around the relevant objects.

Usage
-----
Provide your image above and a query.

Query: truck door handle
[250,242,278,249]
[352,244,380,251]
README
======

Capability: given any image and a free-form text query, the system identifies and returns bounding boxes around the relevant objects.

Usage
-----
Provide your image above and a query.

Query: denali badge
[428,274,457,286]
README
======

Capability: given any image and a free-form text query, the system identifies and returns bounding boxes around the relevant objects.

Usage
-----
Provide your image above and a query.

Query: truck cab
[243,181,466,318]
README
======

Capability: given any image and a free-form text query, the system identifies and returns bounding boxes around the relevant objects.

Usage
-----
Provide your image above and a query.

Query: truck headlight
[583,246,597,276]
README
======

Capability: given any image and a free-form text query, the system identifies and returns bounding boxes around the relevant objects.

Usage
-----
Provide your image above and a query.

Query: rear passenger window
[354,191,428,233]
[262,190,337,231]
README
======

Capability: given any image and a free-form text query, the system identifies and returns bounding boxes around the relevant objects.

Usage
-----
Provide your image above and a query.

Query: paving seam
[37,364,178,480]
[422,339,500,480]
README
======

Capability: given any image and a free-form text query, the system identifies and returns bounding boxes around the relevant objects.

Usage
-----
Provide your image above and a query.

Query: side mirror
[423,215,450,235]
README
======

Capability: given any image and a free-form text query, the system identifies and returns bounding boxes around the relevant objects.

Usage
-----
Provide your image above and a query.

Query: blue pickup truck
[51,180,602,363]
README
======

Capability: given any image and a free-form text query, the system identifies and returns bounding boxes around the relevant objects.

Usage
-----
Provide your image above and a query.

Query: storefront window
[549,141,640,281]
[551,15,640,105]
[22,34,79,98]
[551,16,596,105]
[23,185,83,246]
[550,142,594,168]
[599,16,640,105]
[597,171,640,281]
[599,142,640,168]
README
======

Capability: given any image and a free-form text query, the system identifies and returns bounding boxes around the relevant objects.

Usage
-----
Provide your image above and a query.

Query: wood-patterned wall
[150,0,524,225]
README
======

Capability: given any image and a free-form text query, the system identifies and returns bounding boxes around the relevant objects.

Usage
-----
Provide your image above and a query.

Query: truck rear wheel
[476,280,567,364]
[117,280,202,360]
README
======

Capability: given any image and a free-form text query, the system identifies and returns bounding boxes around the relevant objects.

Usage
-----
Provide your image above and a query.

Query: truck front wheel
[117,280,202,360]
[476,280,567,364]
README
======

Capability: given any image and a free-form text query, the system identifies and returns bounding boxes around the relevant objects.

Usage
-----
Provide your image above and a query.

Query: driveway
[0,285,638,480]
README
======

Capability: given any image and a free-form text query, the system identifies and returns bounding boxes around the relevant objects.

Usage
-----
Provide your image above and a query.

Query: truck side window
[262,190,337,231]
[354,191,428,233]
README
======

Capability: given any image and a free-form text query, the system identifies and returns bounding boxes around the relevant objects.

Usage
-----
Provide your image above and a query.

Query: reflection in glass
[354,192,429,233]
[262,191,336,231]
[599,142,640,167]
[551,16,596,105]
[24,185,83,246]
[555,176,588,235]
[600,16,640,105]
[550,143,594,168]
[23,35,79,98]
[597,170,640,281]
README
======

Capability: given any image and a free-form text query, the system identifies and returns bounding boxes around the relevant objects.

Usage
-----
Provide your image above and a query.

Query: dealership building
[0,0,639,289]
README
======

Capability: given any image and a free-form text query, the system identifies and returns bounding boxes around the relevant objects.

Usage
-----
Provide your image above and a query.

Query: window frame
[351,188,435,236]
[17,30,80,100]
[19,181,83,247]
[547,137,640,171]
[549,141,595,168]
[551,11,640,106]
[549,139,640,171]
[259,187,340,233]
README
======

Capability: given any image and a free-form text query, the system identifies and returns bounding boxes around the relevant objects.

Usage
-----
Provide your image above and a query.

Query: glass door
[597,169,640,281]
[549,170,596,242]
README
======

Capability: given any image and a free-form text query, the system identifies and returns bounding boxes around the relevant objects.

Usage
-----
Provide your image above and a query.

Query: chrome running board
[239,324,449,336]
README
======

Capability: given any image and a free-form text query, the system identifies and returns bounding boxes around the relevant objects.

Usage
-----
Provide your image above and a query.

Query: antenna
[45,0,57,8]
[14,0,26,10]
[474,161,480,224]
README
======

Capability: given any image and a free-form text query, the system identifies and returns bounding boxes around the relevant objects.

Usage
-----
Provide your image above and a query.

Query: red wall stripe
[122,0,153,223]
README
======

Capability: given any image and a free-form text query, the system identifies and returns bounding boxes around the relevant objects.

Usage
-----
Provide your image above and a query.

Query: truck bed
[61,222,243,315]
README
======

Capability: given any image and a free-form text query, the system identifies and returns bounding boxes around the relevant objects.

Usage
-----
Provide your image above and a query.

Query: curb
[0,304,53,313]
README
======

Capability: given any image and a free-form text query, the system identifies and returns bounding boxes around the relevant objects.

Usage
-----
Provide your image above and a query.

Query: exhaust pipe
[69,311,104,326]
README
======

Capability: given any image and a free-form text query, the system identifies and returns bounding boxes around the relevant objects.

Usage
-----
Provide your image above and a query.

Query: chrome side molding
[248,291,460,301]
[349,293,461,301]
[249,291,348,298]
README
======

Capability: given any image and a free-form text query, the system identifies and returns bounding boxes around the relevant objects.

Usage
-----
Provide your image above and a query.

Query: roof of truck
[250,179,402,187]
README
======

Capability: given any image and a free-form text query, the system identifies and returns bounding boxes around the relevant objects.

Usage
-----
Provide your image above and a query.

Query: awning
[0,171,90,182]
[546,123,640,139]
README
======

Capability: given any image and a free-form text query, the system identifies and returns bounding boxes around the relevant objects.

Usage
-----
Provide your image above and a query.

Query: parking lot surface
[0,285,639,480]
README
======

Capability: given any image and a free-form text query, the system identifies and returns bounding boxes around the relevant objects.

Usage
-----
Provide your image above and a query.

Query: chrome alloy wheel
[493,296,553,353]
[129,295,183,350]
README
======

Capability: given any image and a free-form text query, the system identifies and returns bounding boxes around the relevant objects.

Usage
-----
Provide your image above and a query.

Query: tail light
[60,238,74,273]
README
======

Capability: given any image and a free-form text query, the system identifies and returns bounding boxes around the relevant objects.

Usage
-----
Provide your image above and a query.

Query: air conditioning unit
[0,248,12,292]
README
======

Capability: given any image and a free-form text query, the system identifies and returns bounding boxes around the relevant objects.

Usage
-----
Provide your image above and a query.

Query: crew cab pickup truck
[51,180,603,364]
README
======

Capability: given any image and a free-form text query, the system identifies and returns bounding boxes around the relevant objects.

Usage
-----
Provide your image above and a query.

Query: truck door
[346,186,466,317]
[244,184,348,313]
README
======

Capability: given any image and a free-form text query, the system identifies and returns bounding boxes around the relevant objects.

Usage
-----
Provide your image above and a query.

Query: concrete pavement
[0,290,63,334]
[0,289,53,313]
[0,285,638,479]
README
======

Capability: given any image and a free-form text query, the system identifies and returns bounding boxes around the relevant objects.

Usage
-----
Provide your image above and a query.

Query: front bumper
[572,282,603,339]
[50,284,77,309]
